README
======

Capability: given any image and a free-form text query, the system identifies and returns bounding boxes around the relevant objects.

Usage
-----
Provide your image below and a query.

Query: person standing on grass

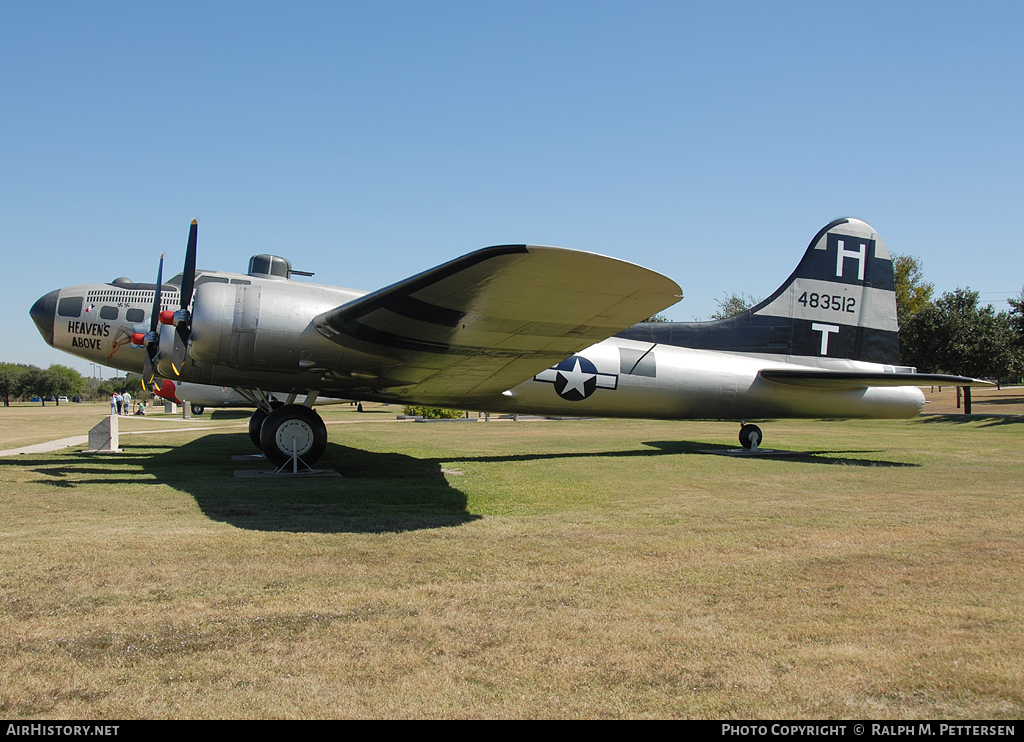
[122,390,131,416]
[110,393,117,415]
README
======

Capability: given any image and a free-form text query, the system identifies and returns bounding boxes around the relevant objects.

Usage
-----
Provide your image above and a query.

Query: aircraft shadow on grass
[6,432,916,534]
[2,440,475,534]
[157,435,481,534]
[434,440,916,469]
[640,441,918,467]
[13,453,177,489]
[916,413,1024,428]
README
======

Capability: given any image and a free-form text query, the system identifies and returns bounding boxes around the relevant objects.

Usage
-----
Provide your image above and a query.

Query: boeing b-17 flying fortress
[30,218,985,467]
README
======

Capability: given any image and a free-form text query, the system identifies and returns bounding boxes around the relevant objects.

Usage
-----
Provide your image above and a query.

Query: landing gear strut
[258,404,328,468]
[738,423,762,450]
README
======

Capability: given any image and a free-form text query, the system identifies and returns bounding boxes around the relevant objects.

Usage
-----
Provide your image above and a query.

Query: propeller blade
[142,345,156,386]
[172,323,189,376]
[180,220,197,310]
[142,253,165,385]
[171,221,198,376]
[150,253,165,333]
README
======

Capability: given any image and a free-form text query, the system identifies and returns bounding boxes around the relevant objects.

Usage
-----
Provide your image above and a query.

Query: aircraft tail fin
[617,218,901,365]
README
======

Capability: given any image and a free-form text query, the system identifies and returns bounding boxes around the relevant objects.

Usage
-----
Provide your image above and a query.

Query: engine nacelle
[188,280,336,373]
[190,282,262,369]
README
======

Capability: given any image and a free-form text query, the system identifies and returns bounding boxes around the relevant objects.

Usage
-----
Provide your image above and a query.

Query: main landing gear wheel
[249,409,269,450]
[258,404,328,468]
[190,405,204,415]
[739,423,763,450]
[248,400,284,451]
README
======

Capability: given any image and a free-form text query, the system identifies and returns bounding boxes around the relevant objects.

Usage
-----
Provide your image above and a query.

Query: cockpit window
[125,308,144,323]
[100,306,119,320]
[57,296,83,318]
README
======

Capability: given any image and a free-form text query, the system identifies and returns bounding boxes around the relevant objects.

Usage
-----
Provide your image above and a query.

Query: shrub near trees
[402,406,464,419]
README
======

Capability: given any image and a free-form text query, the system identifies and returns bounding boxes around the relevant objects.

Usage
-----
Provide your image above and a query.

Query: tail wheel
[739,423,762,450]
[259,404,328,467]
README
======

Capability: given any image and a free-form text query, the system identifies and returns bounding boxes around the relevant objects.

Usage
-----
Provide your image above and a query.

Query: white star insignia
[558,357,594,397]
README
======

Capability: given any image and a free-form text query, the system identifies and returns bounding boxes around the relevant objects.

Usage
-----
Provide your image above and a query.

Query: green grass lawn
[0,411,1021,718]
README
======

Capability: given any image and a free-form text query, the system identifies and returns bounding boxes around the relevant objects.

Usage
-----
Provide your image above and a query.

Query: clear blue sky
[3,1,1022,375]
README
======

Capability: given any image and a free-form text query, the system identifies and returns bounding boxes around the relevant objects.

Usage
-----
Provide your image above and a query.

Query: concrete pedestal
[85,414,122,453]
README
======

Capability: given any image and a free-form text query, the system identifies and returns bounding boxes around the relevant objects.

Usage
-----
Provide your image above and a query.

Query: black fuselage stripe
[320,245,529,333]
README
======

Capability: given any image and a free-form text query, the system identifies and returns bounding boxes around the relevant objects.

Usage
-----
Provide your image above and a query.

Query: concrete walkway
[0,423,247,457]
[0,410,494,458]
[0,436,91,457]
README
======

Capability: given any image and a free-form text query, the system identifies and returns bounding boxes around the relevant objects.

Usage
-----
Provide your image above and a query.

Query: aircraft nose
[30,289,59,347]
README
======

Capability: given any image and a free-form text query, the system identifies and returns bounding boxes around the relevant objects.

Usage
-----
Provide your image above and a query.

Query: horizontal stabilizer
[313,244,681,403]
[758,369,993,389]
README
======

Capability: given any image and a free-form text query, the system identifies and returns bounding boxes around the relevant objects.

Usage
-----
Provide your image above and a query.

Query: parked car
[30,396,41,402]
[58,396,69,403]
[71,396,83,403]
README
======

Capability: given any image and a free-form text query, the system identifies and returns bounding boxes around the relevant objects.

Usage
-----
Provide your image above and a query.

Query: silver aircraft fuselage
[486,340,925,420]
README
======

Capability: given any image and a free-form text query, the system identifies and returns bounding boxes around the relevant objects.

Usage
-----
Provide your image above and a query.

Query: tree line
[0,363,145,406]
[895,255,1023,381]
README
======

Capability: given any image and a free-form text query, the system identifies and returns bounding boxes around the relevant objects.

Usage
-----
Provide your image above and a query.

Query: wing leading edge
[313,244,682,404]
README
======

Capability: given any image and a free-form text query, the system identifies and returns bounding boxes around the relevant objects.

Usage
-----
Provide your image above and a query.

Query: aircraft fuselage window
[57,296,83,318]
[125,308,144,323]
[100,306,119,320]
[619,347,657,377]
